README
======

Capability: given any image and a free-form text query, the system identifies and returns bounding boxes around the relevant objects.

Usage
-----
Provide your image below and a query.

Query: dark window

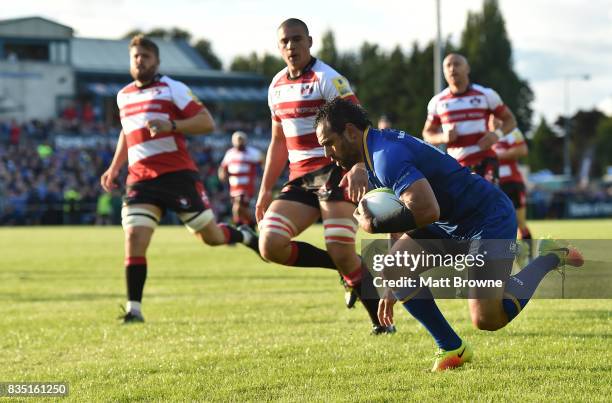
[4,43,49,61]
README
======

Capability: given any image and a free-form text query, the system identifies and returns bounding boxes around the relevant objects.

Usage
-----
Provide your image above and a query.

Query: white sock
[240,229,252,244]
[126,301,141,314]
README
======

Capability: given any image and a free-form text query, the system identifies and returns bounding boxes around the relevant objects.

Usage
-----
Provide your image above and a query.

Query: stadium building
[0,16,268,125]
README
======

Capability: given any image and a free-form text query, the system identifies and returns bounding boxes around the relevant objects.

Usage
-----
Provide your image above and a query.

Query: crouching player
[314,98,584,371]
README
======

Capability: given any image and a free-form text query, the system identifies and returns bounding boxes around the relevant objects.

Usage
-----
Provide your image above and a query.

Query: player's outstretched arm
[255,122,288,222]
[100,130,128,192]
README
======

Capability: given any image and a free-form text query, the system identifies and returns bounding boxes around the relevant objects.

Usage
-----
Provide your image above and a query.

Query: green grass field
[1,220,611,401]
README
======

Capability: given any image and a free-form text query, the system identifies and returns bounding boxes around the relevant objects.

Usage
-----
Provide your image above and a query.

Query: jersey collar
[285,57,317,80]
[362,126,374,172]
[449,82,472,96]
[135,73,162,89]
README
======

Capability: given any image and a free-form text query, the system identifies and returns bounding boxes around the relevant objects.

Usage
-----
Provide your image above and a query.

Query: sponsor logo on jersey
[470,97,482,106]
[301,84,314,97]
[332,77,353,97]
[188,89,203,105]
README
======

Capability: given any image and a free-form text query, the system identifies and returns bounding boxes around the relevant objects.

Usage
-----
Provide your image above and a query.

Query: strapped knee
[323,218,357,244]
[259,212,297,239]
[178,210,214,234]
[121,206,160,230]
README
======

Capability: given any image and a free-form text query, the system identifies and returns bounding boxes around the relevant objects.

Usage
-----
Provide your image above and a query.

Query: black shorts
[124,170,211,215]
[277,163,353,209]
[500,181,526,209]
[467,157,499,185]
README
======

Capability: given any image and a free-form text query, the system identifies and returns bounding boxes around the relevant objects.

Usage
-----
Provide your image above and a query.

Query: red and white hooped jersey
[493,128,526,185]
[268,58,359,180]
[220,145,262,197]
[427,83,506,167]
[117,75,205,184]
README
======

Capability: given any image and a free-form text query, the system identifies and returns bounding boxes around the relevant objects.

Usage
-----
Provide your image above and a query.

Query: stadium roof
[0,16,73,39]
[71,37,259,81]
[0,16,268,102]
[72,38,268,101]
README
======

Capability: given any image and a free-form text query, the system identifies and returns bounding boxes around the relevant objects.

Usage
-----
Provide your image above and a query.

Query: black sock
[519,227,533,258]
[125,257,147,303]
[218,223,244,244]
[284,241,336,269]
[352,268,382,327]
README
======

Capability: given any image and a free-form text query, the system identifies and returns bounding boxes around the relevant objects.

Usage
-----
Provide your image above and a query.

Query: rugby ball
[361,188,403,221]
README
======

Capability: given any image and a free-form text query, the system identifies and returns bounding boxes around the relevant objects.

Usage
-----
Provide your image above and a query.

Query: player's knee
[471,315,506,331]
[124,227,150,250]
[194,230,224,247]
[258,212,296,262]
[178,210,214,234]
[259,233,289,262]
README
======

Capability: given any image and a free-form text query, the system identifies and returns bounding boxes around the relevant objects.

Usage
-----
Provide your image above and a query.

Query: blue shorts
[407,193,518,291]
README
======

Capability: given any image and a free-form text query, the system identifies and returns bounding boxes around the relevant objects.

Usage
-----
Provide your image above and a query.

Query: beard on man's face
[131,65,157,83]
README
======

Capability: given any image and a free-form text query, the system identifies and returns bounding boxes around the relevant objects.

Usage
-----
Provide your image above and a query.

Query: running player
[219,131,263,229]
[315,98,583,371]
[492,123,533,259]
[422,53,517,183]
[256,18,392,334]
[100,35,258,323]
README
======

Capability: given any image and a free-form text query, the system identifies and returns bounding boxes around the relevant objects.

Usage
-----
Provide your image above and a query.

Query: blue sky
[4,0,612,124]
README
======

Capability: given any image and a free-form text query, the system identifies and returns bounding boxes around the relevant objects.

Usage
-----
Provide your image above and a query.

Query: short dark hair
[129,34,159,59]
[278,18,309,35]
[314,97,372,134]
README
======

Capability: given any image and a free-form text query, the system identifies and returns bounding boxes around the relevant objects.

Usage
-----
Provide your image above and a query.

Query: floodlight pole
[434,0,443,95]
[562,74,590,177]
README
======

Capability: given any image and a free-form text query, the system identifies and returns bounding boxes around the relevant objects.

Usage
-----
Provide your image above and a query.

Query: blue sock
[503,254,560,321]
[401,287,462,351]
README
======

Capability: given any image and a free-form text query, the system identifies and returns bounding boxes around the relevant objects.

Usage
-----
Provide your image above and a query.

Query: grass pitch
[0,220,611,401]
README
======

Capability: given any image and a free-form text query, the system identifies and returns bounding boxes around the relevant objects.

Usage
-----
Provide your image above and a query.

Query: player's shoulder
[430,87,452,104]
[246,145,260,154]
[269,68,290,90]
[246,145,262,159]
[470,83,498,96]
[118,81,138,96]
[313,59,346,82]
[368,128,409,151]
[313,59,338,75]
[160,75,187,90]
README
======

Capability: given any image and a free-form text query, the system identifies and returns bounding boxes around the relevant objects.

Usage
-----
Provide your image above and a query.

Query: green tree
[459,0,534,131]
[193,39,223,70]
[230,52,284,83]
[561,110,606,175]
[529,118,562,173]
[595,117,612,171]
[318,30,338,68]
[122,29,143,39]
